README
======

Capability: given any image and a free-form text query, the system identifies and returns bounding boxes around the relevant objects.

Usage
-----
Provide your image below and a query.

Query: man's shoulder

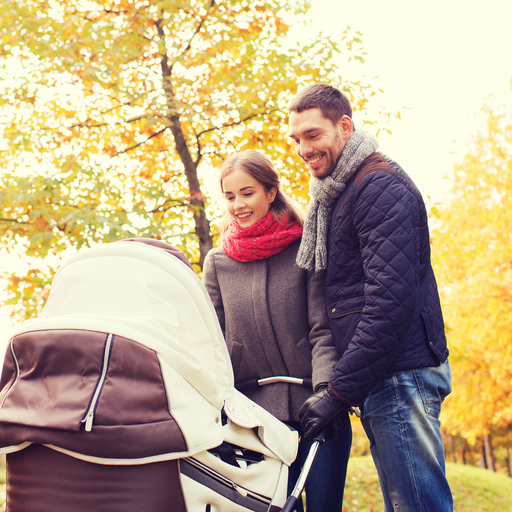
[354,152,392,186]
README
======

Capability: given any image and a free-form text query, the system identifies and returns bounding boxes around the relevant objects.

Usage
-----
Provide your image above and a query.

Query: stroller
[0,238,298,512]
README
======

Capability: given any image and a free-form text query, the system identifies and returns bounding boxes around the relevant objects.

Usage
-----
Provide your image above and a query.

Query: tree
[432,89,512,468]
[0,0,385,318]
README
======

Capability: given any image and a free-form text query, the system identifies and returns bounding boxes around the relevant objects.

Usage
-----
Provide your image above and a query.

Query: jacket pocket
[420,309,447,361]
[413,361,452,418]
[327,295,364,319]
[327,295,364,355]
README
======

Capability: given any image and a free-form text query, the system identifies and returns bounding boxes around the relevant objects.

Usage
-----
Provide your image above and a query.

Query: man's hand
[299,385,350,442]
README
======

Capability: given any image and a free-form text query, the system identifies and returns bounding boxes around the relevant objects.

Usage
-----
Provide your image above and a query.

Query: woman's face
[222,168,277,228]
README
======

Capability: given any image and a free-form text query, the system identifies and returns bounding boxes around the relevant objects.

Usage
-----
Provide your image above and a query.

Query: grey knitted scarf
[296,128,379,272]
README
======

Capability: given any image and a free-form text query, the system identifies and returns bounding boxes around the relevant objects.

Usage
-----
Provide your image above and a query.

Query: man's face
[288,108,351,179]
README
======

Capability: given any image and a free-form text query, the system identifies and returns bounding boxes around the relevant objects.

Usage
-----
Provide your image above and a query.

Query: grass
[0,456,510,511]
[342,456,512,512]
[447,461,512,511]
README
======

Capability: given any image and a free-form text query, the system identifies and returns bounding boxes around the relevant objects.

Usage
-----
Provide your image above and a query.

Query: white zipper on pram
[183,457,272,505]
[82,333,114,432]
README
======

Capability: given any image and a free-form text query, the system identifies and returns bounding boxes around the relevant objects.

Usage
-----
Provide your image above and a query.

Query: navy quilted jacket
[327,152,449,406]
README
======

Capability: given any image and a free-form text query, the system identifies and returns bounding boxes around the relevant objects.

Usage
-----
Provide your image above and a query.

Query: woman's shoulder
[204,246,247,270]
[206,246,224,257]
[204,246,226,267]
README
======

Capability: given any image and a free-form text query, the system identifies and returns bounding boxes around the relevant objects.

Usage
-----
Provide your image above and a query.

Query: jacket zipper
[182,457,272,506]
[82,333,114,432]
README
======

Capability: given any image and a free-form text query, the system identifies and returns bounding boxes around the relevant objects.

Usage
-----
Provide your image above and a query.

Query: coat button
[332,308,336,313]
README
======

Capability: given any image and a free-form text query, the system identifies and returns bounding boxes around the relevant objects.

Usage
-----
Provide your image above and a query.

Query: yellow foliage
[433,96,512,441]
[0,0,383,317]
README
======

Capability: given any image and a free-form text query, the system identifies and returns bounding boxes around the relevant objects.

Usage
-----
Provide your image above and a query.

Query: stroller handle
[280,428,326,512]
[235,376,313,393]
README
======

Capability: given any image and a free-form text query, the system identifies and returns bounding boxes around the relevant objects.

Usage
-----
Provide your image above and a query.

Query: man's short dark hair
[288,83,352,125]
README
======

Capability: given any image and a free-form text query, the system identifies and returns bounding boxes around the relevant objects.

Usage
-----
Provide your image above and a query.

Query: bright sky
[1,0,512,336]
[306,0,512,205]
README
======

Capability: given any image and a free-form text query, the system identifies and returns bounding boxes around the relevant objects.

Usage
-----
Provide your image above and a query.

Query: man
[288,83,453,511]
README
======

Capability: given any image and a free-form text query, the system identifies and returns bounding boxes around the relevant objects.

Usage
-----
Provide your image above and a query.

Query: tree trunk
[506,447,511,478]
[448,435,457,463]
[479,438,487,469]
[167,111,213,268]
[483,433,496,472]
[158,19,213,269]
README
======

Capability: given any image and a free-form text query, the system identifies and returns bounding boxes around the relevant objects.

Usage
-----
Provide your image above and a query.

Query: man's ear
[338,115,354,140]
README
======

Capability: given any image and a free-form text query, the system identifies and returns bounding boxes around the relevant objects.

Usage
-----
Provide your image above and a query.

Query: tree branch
[0,218,29,225]
[197,108,280,138]
[151,200,188,214]
[69,114,150,130]
[157,0,216,75]
[192,107,279,165]
[180,0,215,55]
[114,127,168,156]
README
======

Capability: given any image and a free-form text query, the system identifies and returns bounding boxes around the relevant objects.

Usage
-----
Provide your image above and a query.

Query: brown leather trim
[329,383,357,407]
[7,443,187,512]
[0,330,107,430]
[355,152,391,186]
[0,329,187,458]
[0,420,186,459]
[94,334,172,427]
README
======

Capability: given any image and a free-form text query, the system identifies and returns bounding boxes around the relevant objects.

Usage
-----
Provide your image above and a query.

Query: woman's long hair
[218,150,305,233]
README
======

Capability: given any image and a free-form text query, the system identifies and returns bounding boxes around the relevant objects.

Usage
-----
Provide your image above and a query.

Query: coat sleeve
[306,268,340,390]
[330,172,420,405]
[202,250,226,336]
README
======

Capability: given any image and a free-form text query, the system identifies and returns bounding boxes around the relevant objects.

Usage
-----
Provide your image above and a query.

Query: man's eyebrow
[288,127,323,138]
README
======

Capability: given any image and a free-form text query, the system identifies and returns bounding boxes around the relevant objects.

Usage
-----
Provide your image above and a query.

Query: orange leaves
[104,145,119,157]
[33,215,51,231]
[3,266,54,320]
[2,0,384,314]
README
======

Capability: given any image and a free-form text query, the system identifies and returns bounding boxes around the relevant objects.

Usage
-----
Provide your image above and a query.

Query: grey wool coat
[202,239,339,423]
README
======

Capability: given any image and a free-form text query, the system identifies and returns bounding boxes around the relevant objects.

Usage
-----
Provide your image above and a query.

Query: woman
[203,150,352,512]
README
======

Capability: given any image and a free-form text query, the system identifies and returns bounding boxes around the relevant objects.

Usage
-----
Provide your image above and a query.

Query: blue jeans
[360,361,453,512]
[287,419,352,512]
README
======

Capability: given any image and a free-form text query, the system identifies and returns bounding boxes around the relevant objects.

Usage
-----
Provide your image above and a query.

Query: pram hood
[0,239,298,466]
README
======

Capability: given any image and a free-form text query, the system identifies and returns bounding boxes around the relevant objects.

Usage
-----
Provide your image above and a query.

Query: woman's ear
[268,187,278,203]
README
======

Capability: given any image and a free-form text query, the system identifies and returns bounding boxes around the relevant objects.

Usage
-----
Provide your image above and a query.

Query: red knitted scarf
[222,212,303,262]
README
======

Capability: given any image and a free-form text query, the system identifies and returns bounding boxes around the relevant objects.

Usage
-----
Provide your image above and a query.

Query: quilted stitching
[326,154,448,405]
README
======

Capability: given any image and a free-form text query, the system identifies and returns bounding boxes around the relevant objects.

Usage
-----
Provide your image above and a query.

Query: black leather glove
[299,385,350,443]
